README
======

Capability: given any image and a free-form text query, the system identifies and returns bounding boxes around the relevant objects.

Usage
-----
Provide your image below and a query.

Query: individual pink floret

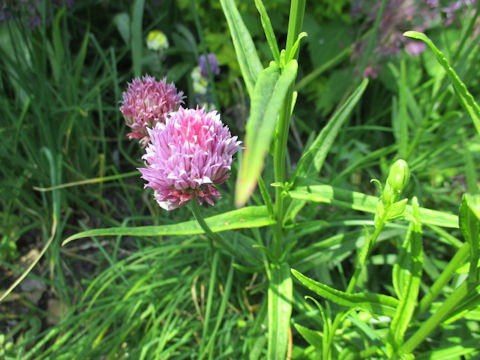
[119,75,184,146]
[139,107,241,210]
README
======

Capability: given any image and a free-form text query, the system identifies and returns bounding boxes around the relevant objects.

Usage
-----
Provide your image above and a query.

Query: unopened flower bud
[383,159,410,205]
[146,30,169,51]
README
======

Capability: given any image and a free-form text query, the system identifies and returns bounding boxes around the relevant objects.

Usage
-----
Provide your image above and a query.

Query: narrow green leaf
[385,199,408,221]
[51,8,65,83]
[396,60,409,158]
[62,206,275,245]
[113,12,130,45]
[285,0,306,61]
[220,0,263,97]
[254,0,280,63]
[236,60,298,206]
[268,262,293,360]
[293,323,322,351]
[73,25,90,86]
[292,269,399,317]
[288,180,458,228]
[403,31,480,135]
[459,194,480,282]
[131,0,145,77]
[415,338,480,360]
[291,78,369,184]
[389,197,423,353]
[462,132,479,194]
[443,290,480,324]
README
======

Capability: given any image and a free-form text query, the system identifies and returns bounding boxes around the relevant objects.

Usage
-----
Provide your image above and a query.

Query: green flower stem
[346,222,385,293]
[273,91,293,260]
[190,199,232,254]
[401,280,476,355]
[285,0,306,60]
[417,242,470,314]
[272,0,305,261]
[324,216,387,359]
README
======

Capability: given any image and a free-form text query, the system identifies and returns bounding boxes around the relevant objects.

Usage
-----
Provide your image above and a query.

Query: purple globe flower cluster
[120,75,240,210]
[120,75,184,147]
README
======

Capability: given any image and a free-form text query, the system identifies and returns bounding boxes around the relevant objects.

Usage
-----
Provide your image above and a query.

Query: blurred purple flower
[0,0,75,29]
[119,75,184,147]
[139,107,240,210]
[441,0,477,26]
[198,53,220,78]
[351,0,441,72]
[405,40,426,55]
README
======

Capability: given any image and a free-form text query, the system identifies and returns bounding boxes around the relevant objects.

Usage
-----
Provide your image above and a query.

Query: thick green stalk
[272,0,305,260]
[273,91,293,259]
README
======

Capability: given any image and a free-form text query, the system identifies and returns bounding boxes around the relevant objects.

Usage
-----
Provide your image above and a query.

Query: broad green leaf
[292,269,399,318]
[63,206,275,245]
[291,78,369,184]
[268,262,292,360]
[389,197,423,353]
[293,323,322,351]
[288,180,458,228]
[459,194,480,282]
[236,60,298,206]
[220,0,263,97]
[254,0,280,63]
[403,31,480,135]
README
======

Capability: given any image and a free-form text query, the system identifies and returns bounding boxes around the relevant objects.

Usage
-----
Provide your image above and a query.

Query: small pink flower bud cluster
[119,75,240,210]
[120,75,184,147]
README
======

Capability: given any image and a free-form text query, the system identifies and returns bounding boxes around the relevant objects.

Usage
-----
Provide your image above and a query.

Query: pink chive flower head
[139,107,240,210]
[119,75,184,146]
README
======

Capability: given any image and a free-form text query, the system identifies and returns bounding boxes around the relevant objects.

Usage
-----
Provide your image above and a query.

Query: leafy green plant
[2,1,480,359]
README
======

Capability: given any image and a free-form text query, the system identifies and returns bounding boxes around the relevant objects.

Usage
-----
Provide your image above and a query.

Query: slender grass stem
[272,0,305,261]
[401,280,478,354]
[417,242,470,314]
[190,198,233,254]
[324,218,386,359]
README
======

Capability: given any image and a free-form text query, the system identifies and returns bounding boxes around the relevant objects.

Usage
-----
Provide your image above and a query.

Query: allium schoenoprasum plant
[40,1,480,359]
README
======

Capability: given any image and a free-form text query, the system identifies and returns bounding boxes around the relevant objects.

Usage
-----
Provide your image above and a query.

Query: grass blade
[288,180,458,228]
[254,0,280,63]
[291,78,369,184]
[62,206,275,245]
[291,269,399,318]
[131,0,145,77]
[403,31,480,135]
